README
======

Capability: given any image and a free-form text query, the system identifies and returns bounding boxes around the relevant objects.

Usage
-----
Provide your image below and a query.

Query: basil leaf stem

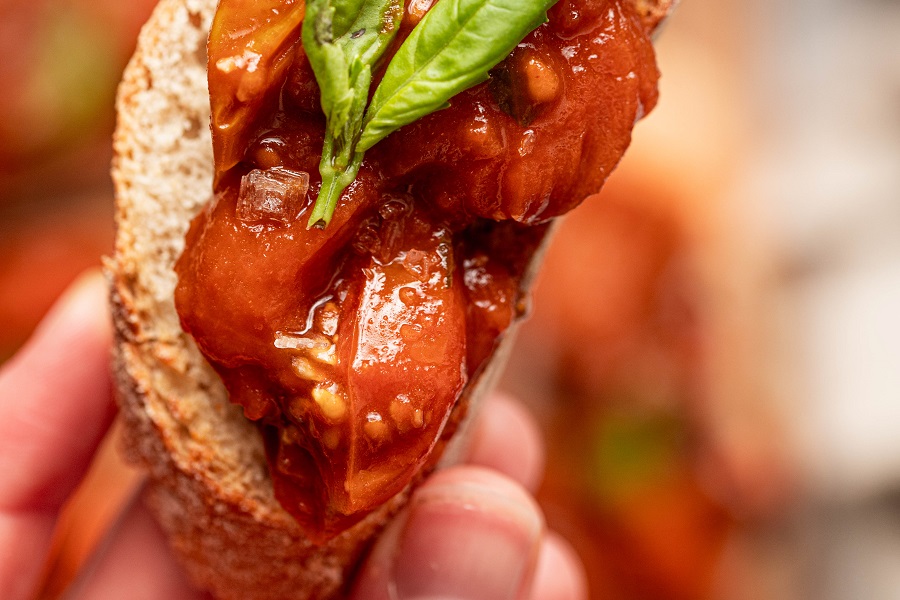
[303,0,404,227]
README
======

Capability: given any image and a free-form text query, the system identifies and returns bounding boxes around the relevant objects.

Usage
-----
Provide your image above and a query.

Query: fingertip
[413,465,544,533]
[467,393,546,492]
[1,269,111,378]
[55,269,110,330]
[353,466,545,600]
[529,531,589,600]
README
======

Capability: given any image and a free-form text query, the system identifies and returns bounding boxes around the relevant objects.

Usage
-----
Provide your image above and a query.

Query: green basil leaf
[330,0,370,37]
[358,0,555,151]
[303,2,348,132]
[303,0,404,227]
[340,1,403,67]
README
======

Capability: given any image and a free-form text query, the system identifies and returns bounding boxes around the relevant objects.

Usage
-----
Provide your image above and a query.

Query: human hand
[0,271,587,600]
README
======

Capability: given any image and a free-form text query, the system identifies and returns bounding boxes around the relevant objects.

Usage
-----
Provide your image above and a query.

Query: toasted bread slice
[108,1,518,596]
[108,0,673,598]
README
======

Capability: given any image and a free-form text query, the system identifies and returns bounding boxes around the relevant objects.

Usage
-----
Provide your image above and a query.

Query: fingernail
[393,471,543,600]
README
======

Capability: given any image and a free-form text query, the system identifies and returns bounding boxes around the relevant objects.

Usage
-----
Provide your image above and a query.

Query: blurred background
[2,0,898,598]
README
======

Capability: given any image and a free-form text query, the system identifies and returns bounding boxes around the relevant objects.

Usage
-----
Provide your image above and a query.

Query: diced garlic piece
[389,394,425,432]
[364,411,390,442]
[522,55,561,105]
[286,397,308,422]
[215,49,261,74]
[313,385,347,422]
[316,302,340,337]
[280,425,301,445]
[389,394,409,423]
[292,356,326,382]
[312,344,337,365]
[322,428,341,450]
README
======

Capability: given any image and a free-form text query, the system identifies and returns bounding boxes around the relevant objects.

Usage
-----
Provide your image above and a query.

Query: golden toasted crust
[109,0,673,597]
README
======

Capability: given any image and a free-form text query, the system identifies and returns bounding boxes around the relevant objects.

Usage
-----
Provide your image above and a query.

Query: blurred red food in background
[0,0,157,359]
[0,0,157,172]
[502,170,734,600]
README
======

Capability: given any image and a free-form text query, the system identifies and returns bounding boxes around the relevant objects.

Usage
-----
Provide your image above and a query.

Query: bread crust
[109,0,672,597]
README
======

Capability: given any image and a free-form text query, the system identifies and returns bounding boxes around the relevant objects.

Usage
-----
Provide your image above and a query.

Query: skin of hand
[0,270,587,600]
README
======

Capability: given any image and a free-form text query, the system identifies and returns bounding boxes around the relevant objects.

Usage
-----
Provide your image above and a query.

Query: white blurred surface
[651,0,900,596]
[733,0,900,597]
[744,0,900,497]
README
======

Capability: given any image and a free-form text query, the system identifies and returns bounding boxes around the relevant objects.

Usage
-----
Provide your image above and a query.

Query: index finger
[465,393,546,493]
[0,271,116,600]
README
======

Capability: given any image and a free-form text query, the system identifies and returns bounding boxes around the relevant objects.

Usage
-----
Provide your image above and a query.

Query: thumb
[352,466,544,600]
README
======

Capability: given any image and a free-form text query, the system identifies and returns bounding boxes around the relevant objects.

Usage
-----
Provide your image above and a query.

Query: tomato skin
[375,0,659,224]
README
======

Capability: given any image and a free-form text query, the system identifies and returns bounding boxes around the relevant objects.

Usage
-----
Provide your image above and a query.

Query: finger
[0,270,114,509]
[0,271,115,600]
[352,466,544,600]
[67,490,211,600]
[466,393,546,492]
[529,532,589,600]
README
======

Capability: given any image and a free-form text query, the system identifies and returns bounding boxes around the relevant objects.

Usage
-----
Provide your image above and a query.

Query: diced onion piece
[274,331,330,350]
[237,168,310,224]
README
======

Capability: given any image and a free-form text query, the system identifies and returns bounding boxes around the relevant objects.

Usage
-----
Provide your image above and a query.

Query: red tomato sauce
[175,0,660,540]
